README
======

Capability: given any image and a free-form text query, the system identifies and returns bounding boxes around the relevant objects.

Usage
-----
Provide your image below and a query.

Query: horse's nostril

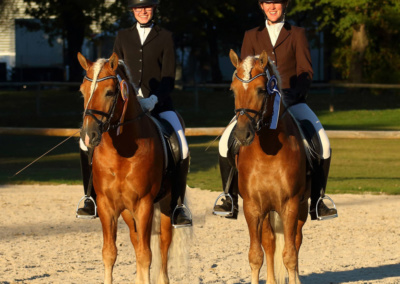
[90,132,99,142]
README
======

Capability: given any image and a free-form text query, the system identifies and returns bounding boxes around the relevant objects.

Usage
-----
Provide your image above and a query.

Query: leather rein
[83,74,146,134]
[234,69,283,132]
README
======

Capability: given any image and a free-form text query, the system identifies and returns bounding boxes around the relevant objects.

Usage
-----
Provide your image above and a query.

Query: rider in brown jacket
[214,0,338,221]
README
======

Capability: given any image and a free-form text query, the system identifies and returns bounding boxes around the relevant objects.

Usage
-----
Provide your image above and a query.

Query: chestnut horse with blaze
[77,52,188,284]
[230,50,310,284]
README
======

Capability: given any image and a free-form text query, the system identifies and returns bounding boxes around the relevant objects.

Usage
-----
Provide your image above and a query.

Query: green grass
[0,87,399,194]
[2,87,400,129]
[1,135,399,194]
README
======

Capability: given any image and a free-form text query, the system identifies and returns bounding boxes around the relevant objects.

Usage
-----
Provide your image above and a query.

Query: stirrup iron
[171,204,193,228]
[213,193,234,217]
[76,196,97,219]
[316,195,338,221]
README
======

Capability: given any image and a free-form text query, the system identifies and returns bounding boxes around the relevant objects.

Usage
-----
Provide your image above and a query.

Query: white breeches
[219,103,331,159]
[159,111,189,159]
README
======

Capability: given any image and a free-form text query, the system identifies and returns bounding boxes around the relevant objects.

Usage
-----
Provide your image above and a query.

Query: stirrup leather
[76,196,97,219]
[315,195,338,221]
[213,193,234,217]
[171,204,193,228]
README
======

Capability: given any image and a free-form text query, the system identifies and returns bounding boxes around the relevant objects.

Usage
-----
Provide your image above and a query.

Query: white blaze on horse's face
[85,59,107,112]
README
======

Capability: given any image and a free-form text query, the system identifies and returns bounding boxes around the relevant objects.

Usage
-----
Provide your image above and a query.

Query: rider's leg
[288,103,337,220]
[214,120,239,219]
[76,140,97,216]
[159,111,192,226]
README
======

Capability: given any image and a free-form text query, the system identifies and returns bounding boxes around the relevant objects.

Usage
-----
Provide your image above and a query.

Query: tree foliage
[22,0,125,81]
[19,0,399,83]
[291,0,400,83]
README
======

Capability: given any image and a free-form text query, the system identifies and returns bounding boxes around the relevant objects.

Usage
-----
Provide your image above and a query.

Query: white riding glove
[139,95,158,112]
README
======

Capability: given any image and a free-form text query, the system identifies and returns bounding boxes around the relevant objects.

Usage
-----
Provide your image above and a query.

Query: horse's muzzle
[81,127,102,148]
[234,123,255,146]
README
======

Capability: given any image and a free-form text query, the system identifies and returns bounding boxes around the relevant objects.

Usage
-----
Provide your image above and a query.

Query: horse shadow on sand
[232,263,400,284]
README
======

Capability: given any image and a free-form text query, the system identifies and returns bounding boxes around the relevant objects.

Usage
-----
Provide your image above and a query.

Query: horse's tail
[150,189,193,284]
[150,203,162,284]
[167,190,193,280]
[269,211,288,284]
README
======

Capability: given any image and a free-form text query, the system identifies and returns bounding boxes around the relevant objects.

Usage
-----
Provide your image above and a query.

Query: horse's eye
[105,90,115,97]
[258,89,267,95]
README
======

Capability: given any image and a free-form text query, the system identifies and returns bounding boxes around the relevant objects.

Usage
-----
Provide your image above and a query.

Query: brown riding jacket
[241,22,313,105]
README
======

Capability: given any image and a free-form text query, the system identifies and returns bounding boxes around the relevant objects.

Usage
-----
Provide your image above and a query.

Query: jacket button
[272,60,276,64]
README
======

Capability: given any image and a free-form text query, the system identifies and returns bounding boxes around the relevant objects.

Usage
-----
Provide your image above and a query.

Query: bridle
[83,73,147,134]
[84,75,120,133]
[234,68,282,132]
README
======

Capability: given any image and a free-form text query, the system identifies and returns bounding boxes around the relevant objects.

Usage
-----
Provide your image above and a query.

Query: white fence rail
[1,127,399,139]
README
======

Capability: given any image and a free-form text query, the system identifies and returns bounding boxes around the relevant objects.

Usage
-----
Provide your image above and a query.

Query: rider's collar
[138,21,154,28]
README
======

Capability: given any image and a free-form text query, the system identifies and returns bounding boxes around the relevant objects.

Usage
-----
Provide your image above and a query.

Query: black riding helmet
[127,0,159,8]
[259,0,289,3]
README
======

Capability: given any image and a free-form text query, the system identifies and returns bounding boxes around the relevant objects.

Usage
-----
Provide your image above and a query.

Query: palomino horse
[229,49,310,284]
[77,52,188,284]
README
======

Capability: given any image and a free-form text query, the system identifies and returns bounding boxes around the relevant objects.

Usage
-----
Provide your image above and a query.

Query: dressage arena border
[1,127,400,139]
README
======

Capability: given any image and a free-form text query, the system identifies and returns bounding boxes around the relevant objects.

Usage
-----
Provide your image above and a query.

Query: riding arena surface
[0,185,399,284]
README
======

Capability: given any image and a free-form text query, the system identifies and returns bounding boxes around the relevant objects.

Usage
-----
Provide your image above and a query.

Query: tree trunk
[349,23,368,83]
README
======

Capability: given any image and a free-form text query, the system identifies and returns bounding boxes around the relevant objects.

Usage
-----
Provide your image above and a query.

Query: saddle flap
[149,115,181,169]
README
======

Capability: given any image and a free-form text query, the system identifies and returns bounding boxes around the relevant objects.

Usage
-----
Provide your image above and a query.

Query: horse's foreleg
[157,212,172,284]
[121,209,139,251]
[281,199,301,284]
[135,198,154,284]
[262,213,276,284]
[99,201,119,284]
[243,201,264,284]
[294,200,308,273]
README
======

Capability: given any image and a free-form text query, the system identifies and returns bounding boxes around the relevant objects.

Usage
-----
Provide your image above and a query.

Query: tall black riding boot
[171,157,192,227]
[213,155,239,219]
[309,155,338,220]
[76,148,97,217]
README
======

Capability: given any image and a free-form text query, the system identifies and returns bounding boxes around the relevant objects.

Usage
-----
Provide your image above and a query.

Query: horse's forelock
[242,56,255,82]
[89,58,108,97]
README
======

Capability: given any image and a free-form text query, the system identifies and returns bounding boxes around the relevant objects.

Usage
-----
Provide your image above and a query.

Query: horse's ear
[229,49,241,69]
[109,52,119,71]
[259,50,269,69]
[77,52,92,71]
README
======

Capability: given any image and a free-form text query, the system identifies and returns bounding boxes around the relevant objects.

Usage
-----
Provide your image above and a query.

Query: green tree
[22,0,125,81]
[291,0,400,83]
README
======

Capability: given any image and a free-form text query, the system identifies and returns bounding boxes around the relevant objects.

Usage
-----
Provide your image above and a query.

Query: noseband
[84,75,120,133]
[234,69,281,132]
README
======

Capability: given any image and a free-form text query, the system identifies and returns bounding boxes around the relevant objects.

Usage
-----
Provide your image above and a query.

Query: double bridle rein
[234,69,282,132]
